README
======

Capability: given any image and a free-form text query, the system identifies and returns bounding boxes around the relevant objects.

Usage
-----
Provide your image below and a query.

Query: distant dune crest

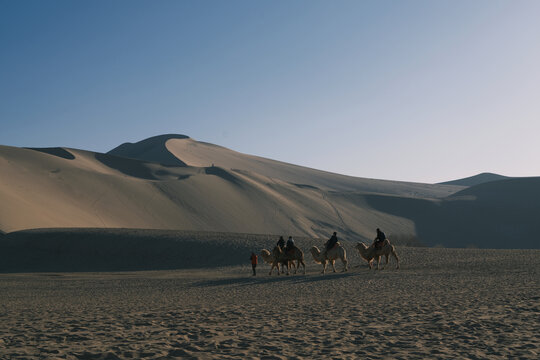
[439,172,509,186]
[108,134,189,166]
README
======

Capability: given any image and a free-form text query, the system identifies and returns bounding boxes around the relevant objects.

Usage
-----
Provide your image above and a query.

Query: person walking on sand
[250,252,258,276]
[374,228,386,248]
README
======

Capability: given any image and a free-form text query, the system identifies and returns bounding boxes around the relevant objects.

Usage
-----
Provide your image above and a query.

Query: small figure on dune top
[277,236,285,250]
[374,228,386,248]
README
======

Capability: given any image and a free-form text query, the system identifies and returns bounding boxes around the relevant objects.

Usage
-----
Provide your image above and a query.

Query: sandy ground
[1,247,539,359]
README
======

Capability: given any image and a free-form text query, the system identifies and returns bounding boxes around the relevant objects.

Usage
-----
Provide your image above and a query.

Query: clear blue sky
[1,0,539,183]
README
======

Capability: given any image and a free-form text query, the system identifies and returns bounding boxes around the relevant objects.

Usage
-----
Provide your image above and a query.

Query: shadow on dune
[0,229,267,273]
[0,229,359,273]
[95,153,160,180]
[365,177,540,249]
[204,166,241,185]
[107,134,188,166]
[26,147,75,160]
[0,229,336,273]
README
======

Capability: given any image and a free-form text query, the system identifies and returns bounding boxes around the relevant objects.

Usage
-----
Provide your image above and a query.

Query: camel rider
[285,236,295,252]
[277,236,285,250]
[374,228,386,248]
[324,232,338,256]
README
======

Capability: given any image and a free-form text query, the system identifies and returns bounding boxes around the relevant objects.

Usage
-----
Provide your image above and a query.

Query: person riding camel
[324,232,338,257]
[276,236,285,250]
[374,228,386,248]
[285,236,295,253]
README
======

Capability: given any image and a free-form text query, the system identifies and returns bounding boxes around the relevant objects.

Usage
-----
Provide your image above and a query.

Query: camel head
[309,246,324,264]
[272,245,283,257]
[355,242,373,261]
[260,249,273,264]
[355,242,369,251]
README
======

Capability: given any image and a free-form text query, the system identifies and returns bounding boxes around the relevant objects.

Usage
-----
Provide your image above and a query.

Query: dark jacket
[326,234,338,250]
[375,230,386,242]
[286,237,295,249]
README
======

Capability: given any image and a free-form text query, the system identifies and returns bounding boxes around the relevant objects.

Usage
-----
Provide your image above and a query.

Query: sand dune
[1,135,539,249]
[111,135,464,197]
[0,143,420,240]
[0,228,421,273]
[365,177,540,248]
[439,172,509,186]
[108,134,189,167]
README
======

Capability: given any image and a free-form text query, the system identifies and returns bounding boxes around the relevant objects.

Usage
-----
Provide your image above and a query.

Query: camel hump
[374,238,391,249]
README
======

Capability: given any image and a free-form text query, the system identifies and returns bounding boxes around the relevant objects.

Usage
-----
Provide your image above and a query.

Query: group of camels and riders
[258,229,400,275]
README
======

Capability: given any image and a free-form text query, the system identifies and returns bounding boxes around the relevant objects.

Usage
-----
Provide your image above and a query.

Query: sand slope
[0,144,416,240]
[365,177,540,248]
[110,135,463,197]
[439,172,510,186]
[1,135,539,248]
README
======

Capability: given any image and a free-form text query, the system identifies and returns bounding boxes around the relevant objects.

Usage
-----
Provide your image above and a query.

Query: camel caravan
[259,229,400,276]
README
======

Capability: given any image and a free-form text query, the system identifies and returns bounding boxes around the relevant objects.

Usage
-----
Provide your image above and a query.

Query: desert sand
[1,134,539,358]
[1,245,539,359]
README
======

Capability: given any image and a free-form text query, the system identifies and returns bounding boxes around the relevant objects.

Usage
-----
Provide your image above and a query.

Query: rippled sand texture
[1,248,539,359]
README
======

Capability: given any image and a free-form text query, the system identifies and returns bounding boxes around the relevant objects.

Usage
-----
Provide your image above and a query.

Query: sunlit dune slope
[2,135,538,248]
[0,144,414,239]
[109,135,463,198]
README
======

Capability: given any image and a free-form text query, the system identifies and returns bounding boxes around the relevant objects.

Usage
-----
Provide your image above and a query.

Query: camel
[310,243,348,274]
[268,246,306,275]
[260,248,304,275]
[260,249,292,274]
[355,240,400,270]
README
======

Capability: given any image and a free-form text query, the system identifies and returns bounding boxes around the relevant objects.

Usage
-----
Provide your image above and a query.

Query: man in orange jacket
[250,252,258,276]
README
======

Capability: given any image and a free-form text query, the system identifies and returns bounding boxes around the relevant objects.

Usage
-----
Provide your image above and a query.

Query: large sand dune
[365,177,540,248]
[0,140,440,240]
[1,135,539,249]
[111,135,462,197]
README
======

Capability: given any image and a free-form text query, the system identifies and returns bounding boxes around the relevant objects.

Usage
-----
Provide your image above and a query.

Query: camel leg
[392,248,400,269]
[342,258,348,272]
[331,260,337,273]
[301,260,306,275]
[376,256,381,270]
[383,254,389,270]
[322,260,327,274]
[271,261,282,275]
